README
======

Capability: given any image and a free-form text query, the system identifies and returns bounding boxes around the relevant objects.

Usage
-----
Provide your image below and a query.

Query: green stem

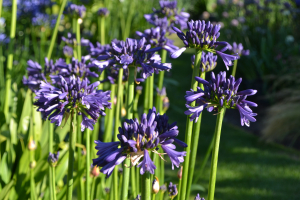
[47,0,67,60]
[121,67,135,200]
[178,178,182,200]
[179,49,202,200]
[231,59,238,77]
[104,84,116,142]
[51,166,57,200]
[0,0,3,18]
[186,72,206,198]
[77,115,85,200]
[141,172,151,200]
[76,19,81,61]
[155,49,167,112]
[100,17,106,44]
[136,162,140,195]
[207,107,225,200]
[30,113,37,200]
[86,128,91,200]
[48,121,54,200]
[91,177,96,200]
[149,75,154,109]
[4,0,17,122]
[30,26,39,62]
[67,111,77,200]
[133,92,140,120]
[0,46,4,112]
[143,78,149,113]
[152,193,156,200]
[40,29,46,67]
[131,166,137,198]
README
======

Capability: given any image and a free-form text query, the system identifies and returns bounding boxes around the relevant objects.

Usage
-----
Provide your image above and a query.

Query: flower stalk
[231,59,238,77]
[48,122,55,200]
[141,172,151,200]
[86,128,91,200]
[156,49,167,113]
[207,107,225,200]
[179,49,202,200]
[104,84,116,142]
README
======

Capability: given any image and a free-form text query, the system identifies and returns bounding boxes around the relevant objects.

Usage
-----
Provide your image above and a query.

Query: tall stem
[207,107,225,200]
[67,111,77,200]
[4,0,17,122]
[86,128,91,200]
[121,67,135,200]
[104,84,116,142]
[141,172,151,200]
[155,49,167,112]
[51,166,57,200]
[100,17,105,45]
[0,0,3,18]
[77,115,84,200]
[143,78,150,113]
[231,59,238,77]
[76,19,81,61]
[47,0,67,60]
[112,68,123,200]
[131,166,137,198]
[149,75,154,109]
[179,49,202,200]
[186,72,206,198]
[48,122,54,200]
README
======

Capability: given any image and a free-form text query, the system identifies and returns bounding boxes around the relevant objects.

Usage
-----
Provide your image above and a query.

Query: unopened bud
[160,185,167,193]
[121,107,126,117]
[104,187,110,194]
[81,148,86,156]
[152,176,160,194]
[163,97,170,111]
[48,152,60,167]
[90,164,100,177]
[114,96,117,105]
[118,168,123,174]
[177,166,183,180]
[195,193,206,200]
[136,86,143,95]
[30,160,36,169]
[135,194,141,200]
[28,137,36,150]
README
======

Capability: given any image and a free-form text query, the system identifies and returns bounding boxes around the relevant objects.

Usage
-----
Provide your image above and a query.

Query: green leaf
[0,179,15,200]
[0,111,5,128]
[190,184,205,192]
[0,152,10,184]
[17,90,32,135]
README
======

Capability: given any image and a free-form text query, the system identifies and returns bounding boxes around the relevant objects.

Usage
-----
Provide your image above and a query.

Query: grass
[161,50,300,200]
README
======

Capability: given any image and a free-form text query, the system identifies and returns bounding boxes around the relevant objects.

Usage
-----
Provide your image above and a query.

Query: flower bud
[177,166,183,180]
[135,194,141,200]
[81,148,86,156]
[104,187,110,194]
[160,185,167,193]
[90,164,100,177]
[121,107,126,117]
[30,160,36,169]
[118,167,123,174]
[28,137,36,150]
[48,152,60,167]
[152,176,160,194]
[195,193,206,200]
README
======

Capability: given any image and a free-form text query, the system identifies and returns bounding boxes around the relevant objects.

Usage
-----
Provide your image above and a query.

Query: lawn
[162,50,300,200]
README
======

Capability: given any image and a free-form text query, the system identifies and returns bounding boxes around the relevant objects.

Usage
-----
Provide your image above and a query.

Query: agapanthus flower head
[98,8,109,17]
[136,86,143,94]
[67,4,86,18]
[88,42,111,57]
[191,52,218,72]
[160,185,167,192]
[92,38,172,79]
[93,107,186,178]
[168,182,178,198]
[62,33,77,46]
[0,33,9,44]
[48,152,59,167]
[171,20,239,70]
[63,46,73,58]
[136,26,179,53]
[184,71,258,126]
[144,0,190,32]
[228,42,250,58]
[195,193,205,200]
[34,75,111,131]
[135,195,141,200]
[52,56,98,82]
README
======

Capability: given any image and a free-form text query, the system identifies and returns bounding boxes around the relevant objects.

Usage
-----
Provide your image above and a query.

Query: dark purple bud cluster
[48,152,60,167]
[144,0,190,33]
[228,42,250,58]
[62,33,77,46]
[32,13,57,27]
[63,46,73,58]
[171,20,239,70]
[34,75,111,131]
[184,71,257,126]
[88,42,111,57]
[67,4,86,18]
[93,107,186,178]
[92,38,171,79]
[195,193,205,200]
[136,27,179,53]
[98,8,109,17]
[168,182,178,198]
[191,52,218,72]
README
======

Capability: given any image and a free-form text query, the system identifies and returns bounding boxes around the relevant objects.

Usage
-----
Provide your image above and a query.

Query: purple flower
[62,33,77,46]
[184,71,257,127]
[91,38,172,79]
[168,182,178,198]
[171,20,239,70]
[98,8,109,17]
[195,193,205,200]
[136,27,179,53]
[93,107,186,177]
[48,152,60,167]
[191,52,217,72]
[67,3,86,18]
[228,42,250,58]
[63,46,73,58]
[88,42,111,57]
[34,75,111,131]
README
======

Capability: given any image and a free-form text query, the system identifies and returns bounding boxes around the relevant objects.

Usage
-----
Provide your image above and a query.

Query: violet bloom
[62,33,77,46]
[168,182,178,198]
[67,3,86,18]
[93,107,186,177]
[171,20,239,70]
[63,46,73,58]
[184,71,257,126]
[195,193,205,200]
[48,152,60,167]
[228,42,250,58]
[32,13,55,27]
[34,75,111,131]
[191,52,217,72]
[144,0,190,33]
[88,42,111,57]
[98,8,109,17]
[136,27,179,53]
[92,38,171,79]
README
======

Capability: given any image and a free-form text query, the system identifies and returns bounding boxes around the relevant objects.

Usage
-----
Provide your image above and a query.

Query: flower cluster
[32,13,57,27]
[67,4,86,18]
[144,0,190,32]
[191,52,218,72]
[98,8,109,17]
[92,38,171,79]
[93,107,186,177]
[48,152,60,167]
[184,71,257,126]
[88,42,111,57]
[136,27,179,53]
[34,75,111,131]
[195,194,205,200]
[228,42,250,58]
[63,46,73,58]
[168,182,178,199]
[171,20,239,70]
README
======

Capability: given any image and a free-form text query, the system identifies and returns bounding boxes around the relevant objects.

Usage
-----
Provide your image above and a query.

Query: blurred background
[0,0,299,199]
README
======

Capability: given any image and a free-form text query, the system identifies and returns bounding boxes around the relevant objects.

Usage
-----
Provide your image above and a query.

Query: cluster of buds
[191,52,218,72]
[168,182,178,199]
[48,152,60,167]
[98,8,109,17]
